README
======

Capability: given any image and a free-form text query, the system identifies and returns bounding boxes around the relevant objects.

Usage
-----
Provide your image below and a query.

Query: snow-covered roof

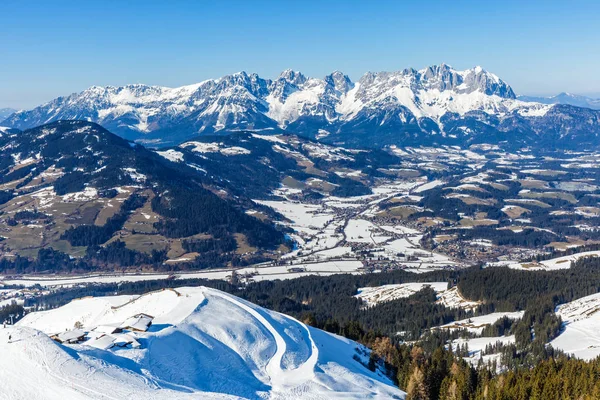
[119,313,153,332]
[85,333,141,350]
[52,329,86,343]
[85,334,117,350]
[93,324,122,335]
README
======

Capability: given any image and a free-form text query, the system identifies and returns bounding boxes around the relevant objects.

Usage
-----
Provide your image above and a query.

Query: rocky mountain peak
[325,71,353,95]
[6,64,595,147]
[278,69,307,86]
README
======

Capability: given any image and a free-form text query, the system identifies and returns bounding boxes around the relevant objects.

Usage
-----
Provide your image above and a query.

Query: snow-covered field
[507,250,600,271]
[438,312,524,334]
[0,260,366,288]
[354,283,484,311]
[435,287,482,310]
[550,292,600,360]
[3,287,404,399]
[451,335,515,367]
[345,219,391,244]
[355,282,448,307]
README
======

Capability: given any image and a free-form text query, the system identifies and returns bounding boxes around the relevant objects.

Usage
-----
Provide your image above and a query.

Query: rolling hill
[6,286,404,399]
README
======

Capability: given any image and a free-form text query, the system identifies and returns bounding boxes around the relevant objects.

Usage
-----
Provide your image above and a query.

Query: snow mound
[8,287,404,399]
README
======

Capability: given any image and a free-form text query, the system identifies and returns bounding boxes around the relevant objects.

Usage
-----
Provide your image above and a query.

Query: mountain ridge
[0,107,16,120]
[3,64,600,148]
[518,92,600,109]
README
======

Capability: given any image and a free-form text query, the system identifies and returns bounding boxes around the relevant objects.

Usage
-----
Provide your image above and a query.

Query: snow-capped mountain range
[3,64,600,148]
[518,92,600,110]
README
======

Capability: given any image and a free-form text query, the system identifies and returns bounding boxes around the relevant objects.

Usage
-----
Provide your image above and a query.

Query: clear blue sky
[1,0,599,109]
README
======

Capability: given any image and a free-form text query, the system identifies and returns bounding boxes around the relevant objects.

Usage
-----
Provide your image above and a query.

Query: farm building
[93,324,123,335]
[51,329,86,344]
[119,313,154,332]
[85,333,141,350]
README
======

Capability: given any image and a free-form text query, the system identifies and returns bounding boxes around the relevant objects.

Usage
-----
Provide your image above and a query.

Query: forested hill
[155,131,401,198]
[0,121,285,272]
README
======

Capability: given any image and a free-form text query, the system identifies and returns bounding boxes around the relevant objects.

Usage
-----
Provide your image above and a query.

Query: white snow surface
[355,284,480,311]
[6,287,404,399]
[156,149,185,162]
[508,250,600,271]
[355,282,448,307]
[550,292,600,360]
[439,312,524,334]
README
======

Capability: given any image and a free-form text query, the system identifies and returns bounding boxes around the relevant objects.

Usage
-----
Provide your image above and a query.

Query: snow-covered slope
[6,64,597,148]
[506,250,600,271]
[6,287,404,399]
[550,292,600,360]
[354,283,482,310]
[355,282,447,307]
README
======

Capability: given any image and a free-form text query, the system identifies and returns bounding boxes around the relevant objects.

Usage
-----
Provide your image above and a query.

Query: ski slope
[3,287,404,399]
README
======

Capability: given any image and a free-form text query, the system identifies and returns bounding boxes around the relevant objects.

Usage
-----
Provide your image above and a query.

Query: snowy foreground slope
[3,287,404,399]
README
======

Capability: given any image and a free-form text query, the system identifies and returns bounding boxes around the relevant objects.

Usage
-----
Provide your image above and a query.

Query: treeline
[457,262,600,311]
[61,193,147,246]
[182,236,237,253]
[0,190,13,206]
[450,226,558,248]
[0,303,25,325]
[0,244,167,274]
[532,243,600,262]
[85,241,167,267]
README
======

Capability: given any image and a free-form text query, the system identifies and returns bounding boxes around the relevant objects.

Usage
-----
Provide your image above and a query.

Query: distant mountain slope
[5,64,599,148]
[0,107,16,120]
[0,121,285,270]
[9,286,404,399]
[156,131,400,198]
[0,121,406,270]
[519,92,600,110]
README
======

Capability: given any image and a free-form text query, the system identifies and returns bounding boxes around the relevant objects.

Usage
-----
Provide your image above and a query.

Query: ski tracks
[207,289,319,391]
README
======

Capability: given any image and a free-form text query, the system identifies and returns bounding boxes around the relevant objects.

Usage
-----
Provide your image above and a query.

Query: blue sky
[1,0,599,109]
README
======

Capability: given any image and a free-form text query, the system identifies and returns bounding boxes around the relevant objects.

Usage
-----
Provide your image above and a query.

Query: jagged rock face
[3,64,600,148]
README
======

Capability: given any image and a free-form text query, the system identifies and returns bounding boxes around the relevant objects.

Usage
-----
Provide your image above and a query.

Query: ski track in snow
[208,291,318,390]
[4,287,404,399]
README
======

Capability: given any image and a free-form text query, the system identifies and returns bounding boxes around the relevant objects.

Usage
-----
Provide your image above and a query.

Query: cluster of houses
[50,313,154,350]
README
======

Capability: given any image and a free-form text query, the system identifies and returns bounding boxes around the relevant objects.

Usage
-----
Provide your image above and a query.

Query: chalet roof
[85,333,141,350]
[119,313,153,332]
[52,329,86,343]
[113,333,141,348]
[85,334,116,350]
[93,324,122,335]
